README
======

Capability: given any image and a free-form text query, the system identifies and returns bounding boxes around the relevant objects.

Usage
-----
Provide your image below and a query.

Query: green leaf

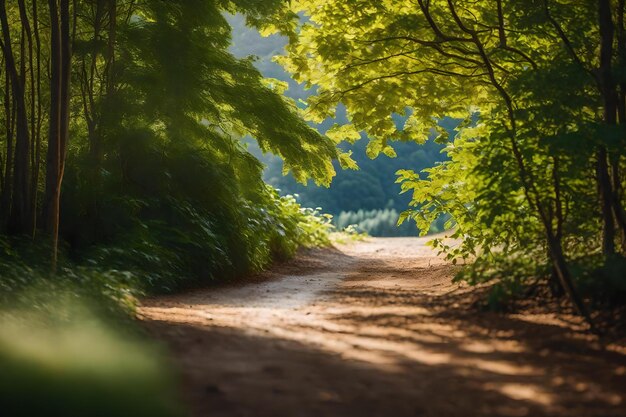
[338,151,359,170]
[326,124,362,144]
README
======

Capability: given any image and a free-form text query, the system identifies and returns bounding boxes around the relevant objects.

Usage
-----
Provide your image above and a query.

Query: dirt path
[140,238,626,417]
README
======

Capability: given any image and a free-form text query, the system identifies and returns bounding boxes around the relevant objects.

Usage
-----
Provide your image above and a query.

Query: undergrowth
[0,187,333,417]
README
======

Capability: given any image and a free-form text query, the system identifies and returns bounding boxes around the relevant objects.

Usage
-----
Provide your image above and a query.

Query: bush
[72,186,332,293]
[56,132,334,293]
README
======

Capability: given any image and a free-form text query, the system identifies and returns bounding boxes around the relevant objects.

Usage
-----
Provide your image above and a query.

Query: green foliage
[63,0,336,292]
[65,164,333,293]
[0,236,140,316]
[0,4,341,411]
[1,0,338,289]
[258,134,448,219]
[107,0,336,187]
[0,3,360,416]
[396,116,597,298]
[278,0,626,310]
[228,19,454,229]
[330,224,369,244]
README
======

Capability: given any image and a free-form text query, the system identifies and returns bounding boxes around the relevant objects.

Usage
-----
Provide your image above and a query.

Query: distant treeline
[334,208,447,237]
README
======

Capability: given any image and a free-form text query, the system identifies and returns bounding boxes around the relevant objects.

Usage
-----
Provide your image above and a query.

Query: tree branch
[543,0,595,80]
[495,0,538,70]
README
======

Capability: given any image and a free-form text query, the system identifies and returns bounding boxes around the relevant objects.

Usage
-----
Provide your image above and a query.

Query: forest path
[140,238,626,417]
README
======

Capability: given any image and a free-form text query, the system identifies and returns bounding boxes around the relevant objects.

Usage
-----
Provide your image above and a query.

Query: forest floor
[140,237,626,417]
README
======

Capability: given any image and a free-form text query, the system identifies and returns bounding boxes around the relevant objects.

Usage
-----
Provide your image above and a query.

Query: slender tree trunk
[60,0,71,167]
[598,0,619,256]
[107,0,117,95]
[32,0,44,238]
[0,67,13,228]
[548,156,566,296]
[547,233,594,327]
[0,0,31,235]
[45,0,73,270]
[86,0,104,163]
[46,0,62,270]
[17,0,38,238]
[58,0,72,263]
[614,0,626,252]
[598,148,616,255]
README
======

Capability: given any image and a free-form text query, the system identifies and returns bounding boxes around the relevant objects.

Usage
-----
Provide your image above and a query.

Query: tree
[275,0,626,323]
[0,0,338,272]
[45,0,73,270]
[0,0,32,234]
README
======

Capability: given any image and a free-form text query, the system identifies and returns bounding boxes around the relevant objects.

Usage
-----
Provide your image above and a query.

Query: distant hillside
[229,15,450,235]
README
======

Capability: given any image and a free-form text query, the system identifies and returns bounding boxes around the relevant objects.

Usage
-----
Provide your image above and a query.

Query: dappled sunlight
[488,383,553,406]
[144,295,545,380]
[4,1,626,416]
[141,238,626,416]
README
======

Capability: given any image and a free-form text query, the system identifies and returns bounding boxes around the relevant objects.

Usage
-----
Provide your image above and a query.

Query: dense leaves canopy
[0,0,337,290]
[272,0,626,313]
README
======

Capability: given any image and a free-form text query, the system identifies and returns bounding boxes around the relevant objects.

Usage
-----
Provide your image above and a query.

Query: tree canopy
[272,0,626,318]
[1,0,625,325]
[0,0,336,289]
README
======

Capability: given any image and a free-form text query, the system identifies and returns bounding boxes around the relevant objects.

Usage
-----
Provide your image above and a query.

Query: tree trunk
[0,0,31,235]
[610,155,626,252]
[17,0,38,238]
[31,0,44,238]
[598,0,619,256]
[45,0,72,271]
[547,232,595,330]
[598,148,616,255]
[548,156,566,297]
[0,68,13,229]
[614,0,626,252]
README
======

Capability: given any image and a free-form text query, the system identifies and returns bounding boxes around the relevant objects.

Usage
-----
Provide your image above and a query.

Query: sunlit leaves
[326,124,362,144]
[337,151,359,170]
[400,114,434,144]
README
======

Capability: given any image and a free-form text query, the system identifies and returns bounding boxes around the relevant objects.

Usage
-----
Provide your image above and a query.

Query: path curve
[140,238,626,417]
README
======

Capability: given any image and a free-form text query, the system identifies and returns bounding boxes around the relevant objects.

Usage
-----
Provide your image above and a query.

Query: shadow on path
[141,238,626,417]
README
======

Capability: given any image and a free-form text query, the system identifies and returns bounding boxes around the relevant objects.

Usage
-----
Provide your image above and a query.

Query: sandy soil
[139,237,626,417]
